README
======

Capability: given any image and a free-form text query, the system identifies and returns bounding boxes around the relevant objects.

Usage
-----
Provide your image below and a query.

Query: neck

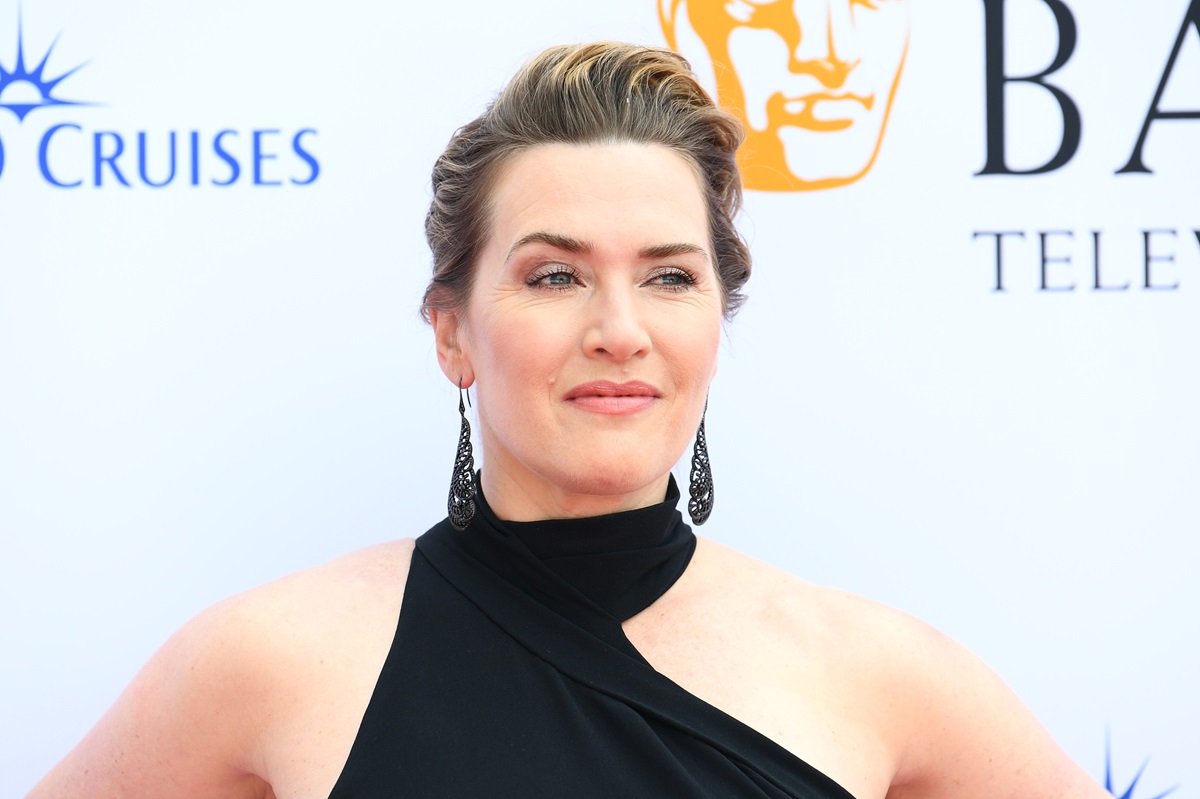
[479,464,672,522]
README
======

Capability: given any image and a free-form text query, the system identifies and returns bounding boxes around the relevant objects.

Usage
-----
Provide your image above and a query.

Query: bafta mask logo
[660,0,911,191]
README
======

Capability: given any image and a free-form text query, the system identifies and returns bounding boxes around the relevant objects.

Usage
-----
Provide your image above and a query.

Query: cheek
[658,314,722,389]
[469,308,572,394]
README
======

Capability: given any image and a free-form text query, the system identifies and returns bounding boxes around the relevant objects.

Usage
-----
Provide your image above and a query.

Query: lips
[564,380,660,399]
[563,381,661,415]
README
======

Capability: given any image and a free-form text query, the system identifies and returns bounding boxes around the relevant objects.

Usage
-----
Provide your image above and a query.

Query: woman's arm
[883,616,1110,799]
[26,539,413,799]
[26,596,277,799]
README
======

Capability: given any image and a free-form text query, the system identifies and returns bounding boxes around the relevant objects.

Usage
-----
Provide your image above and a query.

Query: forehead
[482,143,711,258]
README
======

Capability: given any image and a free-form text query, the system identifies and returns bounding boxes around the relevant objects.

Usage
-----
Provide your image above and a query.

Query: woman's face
[433,143,723,520]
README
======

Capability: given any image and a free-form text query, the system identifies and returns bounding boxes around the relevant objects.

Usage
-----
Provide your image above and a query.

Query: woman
[30,43,1110,799]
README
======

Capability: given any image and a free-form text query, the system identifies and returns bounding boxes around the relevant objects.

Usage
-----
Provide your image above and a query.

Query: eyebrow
[506,231,710,263]
[507,232,590,262]
[638,242,709,261]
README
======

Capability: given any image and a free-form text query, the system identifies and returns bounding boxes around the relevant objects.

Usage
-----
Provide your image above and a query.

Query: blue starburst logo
[1106,736,1178,799]
[0,10,92,123]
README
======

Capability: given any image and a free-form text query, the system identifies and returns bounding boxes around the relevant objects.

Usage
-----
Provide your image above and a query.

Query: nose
[789,0,861,89]
[582,286,652,364]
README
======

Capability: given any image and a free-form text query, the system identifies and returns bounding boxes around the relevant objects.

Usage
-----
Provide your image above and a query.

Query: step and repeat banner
[2,0,1196,795]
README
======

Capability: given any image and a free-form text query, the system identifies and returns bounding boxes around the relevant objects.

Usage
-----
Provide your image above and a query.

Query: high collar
[467,474,696,622]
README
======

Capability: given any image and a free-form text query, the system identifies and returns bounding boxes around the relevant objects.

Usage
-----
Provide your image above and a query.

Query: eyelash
[526,265,698,292]
[648,268,697,291]
[526,265,582,291]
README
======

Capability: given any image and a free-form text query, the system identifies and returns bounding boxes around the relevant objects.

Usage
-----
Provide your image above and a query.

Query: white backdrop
[1,1,1196,796]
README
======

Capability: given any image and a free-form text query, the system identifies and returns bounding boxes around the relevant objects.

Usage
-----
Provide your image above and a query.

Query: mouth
[563,381,661,415]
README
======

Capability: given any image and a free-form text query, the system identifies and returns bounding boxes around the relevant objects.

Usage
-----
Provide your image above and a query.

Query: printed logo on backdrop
[0,11,319,188]
[0,14,91,123]
[659,0,911,192]
[1106,738,1178,799]
[659,0,1199,292]
[973,0,1200,293]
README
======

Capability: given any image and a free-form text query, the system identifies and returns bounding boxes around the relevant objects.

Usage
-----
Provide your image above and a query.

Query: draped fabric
[328,477,854,798]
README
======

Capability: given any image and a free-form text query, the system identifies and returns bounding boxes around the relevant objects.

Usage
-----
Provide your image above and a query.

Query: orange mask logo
[660,0,911,192]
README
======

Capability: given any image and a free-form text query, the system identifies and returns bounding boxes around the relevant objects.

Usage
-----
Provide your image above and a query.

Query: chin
[548,458,670,499]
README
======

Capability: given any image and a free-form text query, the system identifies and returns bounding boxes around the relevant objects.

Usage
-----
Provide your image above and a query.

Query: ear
[430,308,475,388]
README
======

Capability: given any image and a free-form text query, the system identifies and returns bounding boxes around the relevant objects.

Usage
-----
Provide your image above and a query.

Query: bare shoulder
[28,538,416,799]
[687,538,1109,799]
[166,536,416,712]
[683,537,936,699]
[685,536,906,647]
[690,537,1002,691]
[225,537,417,652]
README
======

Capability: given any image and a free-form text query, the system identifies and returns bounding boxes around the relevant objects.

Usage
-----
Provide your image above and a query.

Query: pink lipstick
[563,381,660,415]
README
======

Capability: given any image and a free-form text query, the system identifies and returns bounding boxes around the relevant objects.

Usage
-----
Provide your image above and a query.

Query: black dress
[327,477,855,798]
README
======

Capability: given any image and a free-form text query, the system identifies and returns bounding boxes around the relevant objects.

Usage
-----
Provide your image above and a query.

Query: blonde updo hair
[421,42,751,321]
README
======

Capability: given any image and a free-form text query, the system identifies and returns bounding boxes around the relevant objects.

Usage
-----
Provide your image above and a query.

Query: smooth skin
[29,144,1110,799]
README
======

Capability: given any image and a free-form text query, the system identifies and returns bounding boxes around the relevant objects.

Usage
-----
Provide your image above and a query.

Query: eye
[646,268,697,291]
[527,265,584,290]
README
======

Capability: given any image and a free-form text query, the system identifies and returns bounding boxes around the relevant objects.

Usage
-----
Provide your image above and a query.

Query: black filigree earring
[447,379,476,530]
[688,399,714,525]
